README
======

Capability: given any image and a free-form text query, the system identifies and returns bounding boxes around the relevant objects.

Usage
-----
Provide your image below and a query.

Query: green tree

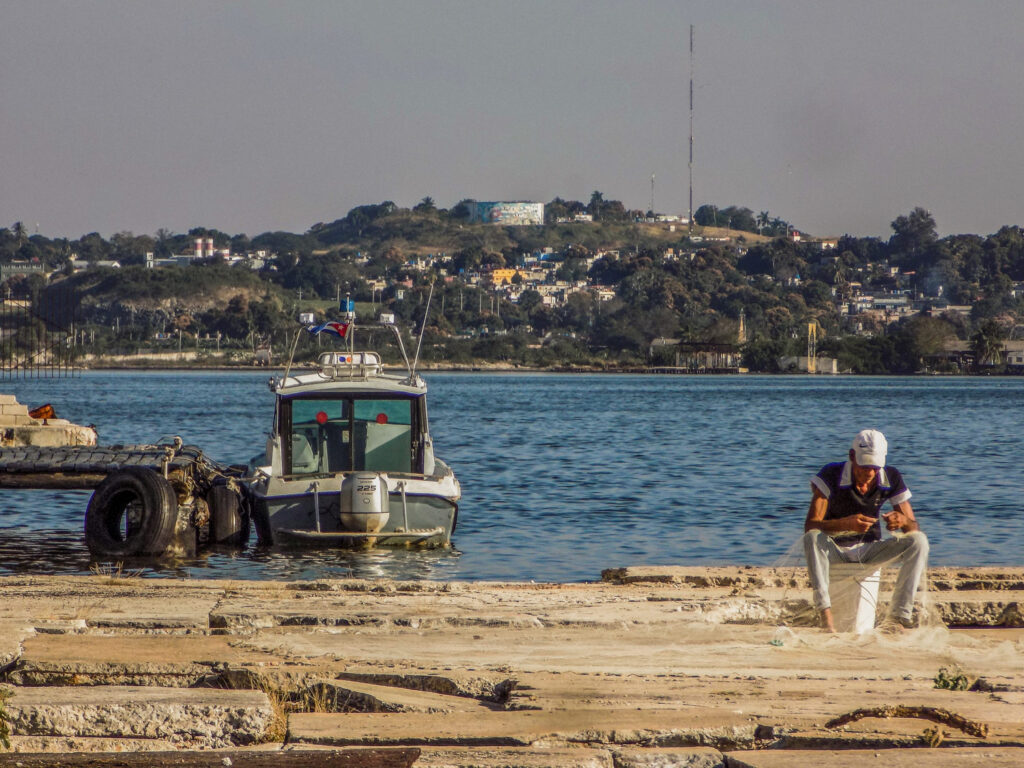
[413,196,436,213]
[889,207,937,267]
[970,318,1006,367]
[518,288,542,313]
[556,258,587,283]
[450,199,475,221]
[154,228,175,257]
[889,315,956,372]
[694,204,719,227]
[742,336,784,372]
[73,232,111,261]
[756,211,771,234]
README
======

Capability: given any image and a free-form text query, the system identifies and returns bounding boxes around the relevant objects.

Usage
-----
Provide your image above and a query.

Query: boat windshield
[286,396,414,475]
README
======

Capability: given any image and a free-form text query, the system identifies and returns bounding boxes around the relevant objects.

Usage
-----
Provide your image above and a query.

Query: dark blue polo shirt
[810,461,912,545]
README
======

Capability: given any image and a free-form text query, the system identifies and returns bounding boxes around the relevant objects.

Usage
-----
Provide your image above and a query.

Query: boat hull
[249,475,458,548]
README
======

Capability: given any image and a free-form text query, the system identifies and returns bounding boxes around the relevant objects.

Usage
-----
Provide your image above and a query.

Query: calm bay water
[0,372,1021,582]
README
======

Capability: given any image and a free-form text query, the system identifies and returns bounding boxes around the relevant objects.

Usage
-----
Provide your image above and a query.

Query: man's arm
[883,501,920,533]
[804,487,876,534]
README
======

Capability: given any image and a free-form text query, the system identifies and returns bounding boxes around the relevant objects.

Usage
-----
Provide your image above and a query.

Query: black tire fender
[252,497,273,546]
[208,485,249,547]
[85,468,178,557]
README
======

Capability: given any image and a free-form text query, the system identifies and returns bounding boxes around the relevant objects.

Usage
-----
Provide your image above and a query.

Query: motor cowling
[340,472,390,532]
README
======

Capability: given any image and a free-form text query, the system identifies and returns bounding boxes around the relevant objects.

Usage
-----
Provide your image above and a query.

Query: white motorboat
[247,311,461,548]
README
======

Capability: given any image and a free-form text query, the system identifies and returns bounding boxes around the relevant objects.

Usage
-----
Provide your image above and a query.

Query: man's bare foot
[820,608,836,633]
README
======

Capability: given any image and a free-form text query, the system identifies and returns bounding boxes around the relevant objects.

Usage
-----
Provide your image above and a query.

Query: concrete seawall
[1,567,1022,767]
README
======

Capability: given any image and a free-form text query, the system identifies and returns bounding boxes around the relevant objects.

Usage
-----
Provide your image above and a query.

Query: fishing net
[769,530,942,638]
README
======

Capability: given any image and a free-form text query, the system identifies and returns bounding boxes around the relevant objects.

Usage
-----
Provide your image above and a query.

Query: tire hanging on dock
[251,497,273,546]
[208,484,249,547]
[84,468,178,557]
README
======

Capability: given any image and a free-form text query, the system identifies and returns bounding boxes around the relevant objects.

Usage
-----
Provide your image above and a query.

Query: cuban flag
[306,321,350,338]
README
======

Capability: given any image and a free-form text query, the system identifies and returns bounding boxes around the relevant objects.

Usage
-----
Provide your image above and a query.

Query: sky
[3,0,1023,241]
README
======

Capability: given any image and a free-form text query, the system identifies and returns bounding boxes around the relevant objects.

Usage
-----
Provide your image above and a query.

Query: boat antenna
[342,293,356,377]
[282,327,304,385]
[411,281,435,377]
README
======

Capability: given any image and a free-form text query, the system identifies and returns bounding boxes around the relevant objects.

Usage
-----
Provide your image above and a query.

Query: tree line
[2,201,1023,373]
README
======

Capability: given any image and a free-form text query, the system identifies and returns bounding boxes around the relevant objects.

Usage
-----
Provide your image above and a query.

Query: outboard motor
[340,472,390,532]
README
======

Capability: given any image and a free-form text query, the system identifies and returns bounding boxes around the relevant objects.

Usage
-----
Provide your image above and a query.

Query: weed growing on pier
[0,687,11,750]
[934,666,971,691]
[90,561,144,583]
[258,684,289,743]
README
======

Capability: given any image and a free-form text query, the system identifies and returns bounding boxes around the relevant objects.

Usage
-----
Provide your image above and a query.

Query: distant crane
[807,321,824,373]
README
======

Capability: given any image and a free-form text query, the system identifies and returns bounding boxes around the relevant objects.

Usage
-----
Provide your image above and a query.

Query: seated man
[803,429,929,632]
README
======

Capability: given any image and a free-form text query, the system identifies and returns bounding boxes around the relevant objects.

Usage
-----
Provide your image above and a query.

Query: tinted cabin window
[354,399,412,473]
[286,397,413,475]
[288,399,352,474]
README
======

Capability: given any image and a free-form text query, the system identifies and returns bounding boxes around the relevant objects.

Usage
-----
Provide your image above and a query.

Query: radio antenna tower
[650,173,655,215]
[688,24,694,234]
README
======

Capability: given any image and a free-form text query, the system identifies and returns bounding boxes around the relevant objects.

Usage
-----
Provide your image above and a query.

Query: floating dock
[0,443,222,489]
[0,441,247,557]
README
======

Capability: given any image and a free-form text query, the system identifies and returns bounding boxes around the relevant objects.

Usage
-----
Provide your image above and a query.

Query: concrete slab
[929,591,1024,627]
[0,577,221,630]
[602,566,1024,592]
[335,670,516,703]
[416,746,614,767]
[613,747,726,767]
[287,709,758,749]
[7,735,176,753]
[0,748,421,767]
[494,672,1024,734]
[0,619,32,670]
[238,621,1024,682]
[776,727,1024,750]
[8,633,270,686]
[208,588,685,632]
[306,678,496,713]
[724,747,1024,768]
[6,685,274,748]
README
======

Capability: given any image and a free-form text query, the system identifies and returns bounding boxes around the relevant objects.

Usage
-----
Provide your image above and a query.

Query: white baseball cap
[851,429,887,468]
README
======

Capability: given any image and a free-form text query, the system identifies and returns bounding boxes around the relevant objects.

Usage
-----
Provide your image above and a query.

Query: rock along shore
[1,566,1022,767]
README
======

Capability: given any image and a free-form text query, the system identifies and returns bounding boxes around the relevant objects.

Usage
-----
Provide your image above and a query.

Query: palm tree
[971,319,1005,368]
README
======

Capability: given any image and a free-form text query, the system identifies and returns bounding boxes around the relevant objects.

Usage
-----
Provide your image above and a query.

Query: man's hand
[840,513,877,533]
[883,508,919,532]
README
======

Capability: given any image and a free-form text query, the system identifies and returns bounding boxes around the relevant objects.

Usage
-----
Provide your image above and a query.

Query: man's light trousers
[802,528,929,621]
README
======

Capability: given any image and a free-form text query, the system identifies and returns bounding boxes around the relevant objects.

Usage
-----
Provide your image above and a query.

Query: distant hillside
[311,207,765,258]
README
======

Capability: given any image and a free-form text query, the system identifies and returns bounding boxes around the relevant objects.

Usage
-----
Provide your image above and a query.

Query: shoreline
[18,360,1023,376]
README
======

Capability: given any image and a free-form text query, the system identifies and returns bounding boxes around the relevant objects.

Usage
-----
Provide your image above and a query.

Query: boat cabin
[279,391,427,477]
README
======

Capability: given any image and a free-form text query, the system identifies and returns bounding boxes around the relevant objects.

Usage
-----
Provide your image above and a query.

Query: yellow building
[489,268,524,286]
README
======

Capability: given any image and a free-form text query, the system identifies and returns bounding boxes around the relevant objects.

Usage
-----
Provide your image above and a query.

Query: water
[1,372,1021,582]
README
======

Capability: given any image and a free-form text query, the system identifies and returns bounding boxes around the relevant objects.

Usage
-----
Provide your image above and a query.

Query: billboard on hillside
[471,202,544,226]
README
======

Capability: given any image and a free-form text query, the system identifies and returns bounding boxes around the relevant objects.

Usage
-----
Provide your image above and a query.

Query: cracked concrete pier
[0,567,1022,766]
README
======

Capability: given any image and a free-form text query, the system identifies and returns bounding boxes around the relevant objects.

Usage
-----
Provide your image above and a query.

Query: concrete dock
[1,566,1022,766]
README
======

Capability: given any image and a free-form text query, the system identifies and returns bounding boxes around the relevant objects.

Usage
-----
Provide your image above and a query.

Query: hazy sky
[3,0,1023,240]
